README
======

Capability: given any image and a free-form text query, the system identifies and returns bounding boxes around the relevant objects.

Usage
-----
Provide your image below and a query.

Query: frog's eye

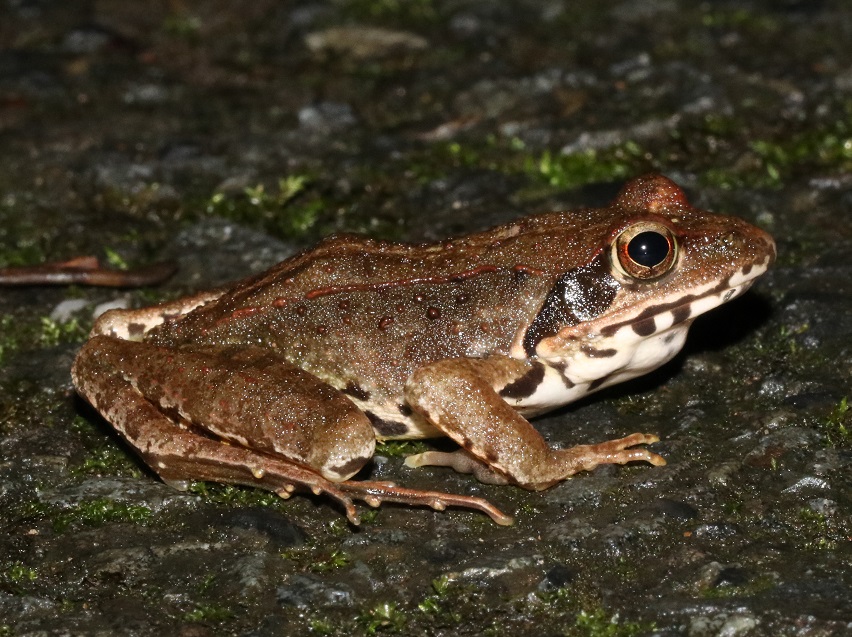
[611,222,678,281]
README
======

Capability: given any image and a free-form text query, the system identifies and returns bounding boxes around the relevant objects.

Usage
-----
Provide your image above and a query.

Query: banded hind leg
[72,336,511,524]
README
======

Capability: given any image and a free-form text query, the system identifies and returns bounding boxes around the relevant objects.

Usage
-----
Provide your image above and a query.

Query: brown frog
[72,174,775,525]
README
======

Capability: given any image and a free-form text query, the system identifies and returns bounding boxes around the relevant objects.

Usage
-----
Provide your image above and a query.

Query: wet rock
[218,508,306,547]
[304,26,428,60]
[653,498,699,520]
[688,612,760,637]
[298,102,357,134]
[171,218,295,287]
[539,563,574,590]
[277,574,355,608]
[41,476,195,513]
[692,523,740,543]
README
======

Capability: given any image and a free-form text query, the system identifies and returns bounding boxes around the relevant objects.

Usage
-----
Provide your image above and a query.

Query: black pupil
[627,231,670,267]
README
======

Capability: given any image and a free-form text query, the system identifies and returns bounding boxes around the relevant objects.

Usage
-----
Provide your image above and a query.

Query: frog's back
[141,211,609,400]
[221,210,610,309]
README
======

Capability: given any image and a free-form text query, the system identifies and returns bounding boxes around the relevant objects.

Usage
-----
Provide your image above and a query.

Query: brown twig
[0,256,177,287]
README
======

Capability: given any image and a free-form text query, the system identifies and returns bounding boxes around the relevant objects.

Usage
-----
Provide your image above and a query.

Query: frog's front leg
[72,337,511,525]
[404,356,666,490]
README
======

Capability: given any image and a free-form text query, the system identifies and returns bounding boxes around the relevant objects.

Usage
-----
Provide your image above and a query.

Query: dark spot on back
[398,403,413,416]
[499,362,545,400]
[366,412,410,437]
[482,445,499,463]
[342,383,370,401]
[128,322,146,337]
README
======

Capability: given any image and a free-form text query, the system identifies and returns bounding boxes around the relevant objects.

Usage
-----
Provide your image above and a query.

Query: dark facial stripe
[581,345,618,358]
[550,362,576,389]
[523,255,619,356]
[631,316,657,337]
[366,412,409,437]
[671,305,691,325]
[600,274,733,338]
[499,362,545,399]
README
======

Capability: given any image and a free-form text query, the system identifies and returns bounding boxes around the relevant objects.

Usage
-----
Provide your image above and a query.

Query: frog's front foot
[567,433,667,473]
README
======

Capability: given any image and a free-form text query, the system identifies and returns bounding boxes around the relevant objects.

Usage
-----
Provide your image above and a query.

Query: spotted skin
[73,174,775,524]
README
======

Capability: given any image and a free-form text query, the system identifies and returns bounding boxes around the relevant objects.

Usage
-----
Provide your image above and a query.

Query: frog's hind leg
[72,337,513,525]
[72,339,370,522]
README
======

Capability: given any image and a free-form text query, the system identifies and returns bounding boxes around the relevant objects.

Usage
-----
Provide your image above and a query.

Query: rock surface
[0,1,849,635]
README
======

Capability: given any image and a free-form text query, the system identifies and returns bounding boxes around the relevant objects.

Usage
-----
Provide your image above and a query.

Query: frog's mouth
[595,253,773,343]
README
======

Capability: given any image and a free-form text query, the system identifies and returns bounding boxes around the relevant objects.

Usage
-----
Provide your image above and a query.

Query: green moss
[310,549,351,573]
[161,12,202,39]
[0,194,50,268]
[283,572,657,637]
[402,140,489,184]
[0,560,40,596]
[701,107,852,189]
[526,143,646,191]
[187,481,287,509]
[700,6,780,32]
[357,601,408,634]
[0,312,88,366]
[53,498,152,532]
[822,397,850,448]
[0,315,17,365]
[375,440,429,457]
[37,316,87,347]
[702,575,776,600]
[74,446,143,478]
[402,136,651,203]
[309,618,336,635]
[183,603,235,624]
[204,175,325,239]
[196,574,217,594]
[3,561,38,584]
[574,608,655,637]
[797,508,840,551]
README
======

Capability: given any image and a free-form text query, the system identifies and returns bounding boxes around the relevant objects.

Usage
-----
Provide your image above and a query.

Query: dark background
[1,1,849,635]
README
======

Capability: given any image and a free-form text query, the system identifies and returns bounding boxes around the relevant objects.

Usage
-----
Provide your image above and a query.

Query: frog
[71,174,775,526]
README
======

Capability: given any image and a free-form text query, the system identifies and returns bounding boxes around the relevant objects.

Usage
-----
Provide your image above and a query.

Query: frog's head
[517,174,775,395]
